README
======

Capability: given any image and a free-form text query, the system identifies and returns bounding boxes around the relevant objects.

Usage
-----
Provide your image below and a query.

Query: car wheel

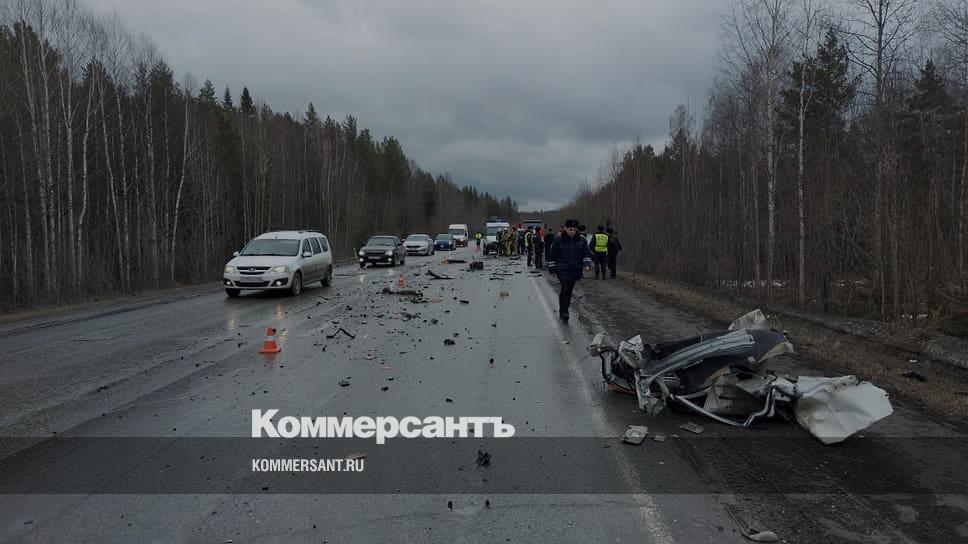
[289,272,302,296]
[323,266,333,286]
[225,288,240,298]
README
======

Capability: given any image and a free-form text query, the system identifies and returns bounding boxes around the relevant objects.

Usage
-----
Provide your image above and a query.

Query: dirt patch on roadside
[618,272,968,425]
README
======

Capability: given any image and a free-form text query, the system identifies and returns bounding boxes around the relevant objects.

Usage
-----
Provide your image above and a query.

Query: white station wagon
[223,230,334,297]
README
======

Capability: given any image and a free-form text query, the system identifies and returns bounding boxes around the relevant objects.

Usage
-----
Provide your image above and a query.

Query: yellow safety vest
[594,233,609,253]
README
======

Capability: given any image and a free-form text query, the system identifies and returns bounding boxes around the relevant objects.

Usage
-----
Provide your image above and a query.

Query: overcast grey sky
[87,0,725,210]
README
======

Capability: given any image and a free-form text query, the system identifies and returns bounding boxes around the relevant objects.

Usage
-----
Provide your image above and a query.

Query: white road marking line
[529,274,676,544]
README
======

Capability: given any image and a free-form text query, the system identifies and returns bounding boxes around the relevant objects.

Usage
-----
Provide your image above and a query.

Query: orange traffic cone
[259,326,282,354]
[396,273,405,289]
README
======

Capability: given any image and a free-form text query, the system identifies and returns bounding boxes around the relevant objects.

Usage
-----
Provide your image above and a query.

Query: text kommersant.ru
[251,409,517,444]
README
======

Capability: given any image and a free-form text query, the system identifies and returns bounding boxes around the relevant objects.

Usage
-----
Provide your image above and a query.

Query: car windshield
[448,228,464,236]
[366,236,396,246]
[486,226,506,236]
[406,235,428,242]
[436,234,453,240]
[240,238,300,256]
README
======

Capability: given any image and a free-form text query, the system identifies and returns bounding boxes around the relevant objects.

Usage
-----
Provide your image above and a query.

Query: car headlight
[224,266,236,274]
[270,265,289,273]
[359,251,365,256]
[385,250,393,256]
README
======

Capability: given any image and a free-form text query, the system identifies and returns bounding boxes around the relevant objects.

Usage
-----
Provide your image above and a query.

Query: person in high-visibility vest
[475,231,483,252]
[592,225,609,280]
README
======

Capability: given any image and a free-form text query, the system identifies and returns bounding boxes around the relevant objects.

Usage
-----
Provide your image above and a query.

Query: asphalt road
[0,245,966,543]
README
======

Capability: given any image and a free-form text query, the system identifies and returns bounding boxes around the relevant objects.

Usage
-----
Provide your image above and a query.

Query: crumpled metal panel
[793,376,894,445]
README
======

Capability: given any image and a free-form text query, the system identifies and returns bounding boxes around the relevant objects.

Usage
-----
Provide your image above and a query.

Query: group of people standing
[477,219,623,323]
[491,225,552,269]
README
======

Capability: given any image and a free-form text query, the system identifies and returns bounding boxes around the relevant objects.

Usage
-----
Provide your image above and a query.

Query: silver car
[404,234,435,256]
[223,230,334,297]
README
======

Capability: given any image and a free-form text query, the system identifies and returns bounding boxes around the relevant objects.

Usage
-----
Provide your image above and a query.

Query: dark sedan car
[358,235,406,267]
[434,233,457,251]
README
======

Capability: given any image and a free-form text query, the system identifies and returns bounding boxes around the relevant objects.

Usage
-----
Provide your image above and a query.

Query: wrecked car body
[588,310,893,444]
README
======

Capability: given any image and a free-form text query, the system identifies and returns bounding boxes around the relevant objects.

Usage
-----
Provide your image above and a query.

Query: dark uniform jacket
[607,233,622,254]
[548,234,593,281]
[543,232,556,250]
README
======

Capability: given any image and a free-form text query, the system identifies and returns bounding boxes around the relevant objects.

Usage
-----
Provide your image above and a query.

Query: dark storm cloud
[87,0,725,209]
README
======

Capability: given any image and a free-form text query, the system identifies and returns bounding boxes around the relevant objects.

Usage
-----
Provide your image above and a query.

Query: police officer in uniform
[533,227,544,268]
[548,219,593,323]
[525,227,534,266]
[606,227,621,278]
[544,226,557,265]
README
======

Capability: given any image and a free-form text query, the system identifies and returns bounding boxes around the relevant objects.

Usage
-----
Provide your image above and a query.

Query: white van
[484,221,510,255]
[448,224,469,247]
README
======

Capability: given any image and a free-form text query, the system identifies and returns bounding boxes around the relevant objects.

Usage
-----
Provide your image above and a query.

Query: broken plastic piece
[622,425,649,444]
[679,422,704,434]
[742,529,779,542]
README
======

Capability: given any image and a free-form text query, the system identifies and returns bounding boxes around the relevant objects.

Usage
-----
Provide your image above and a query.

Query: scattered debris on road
[427,270,454,280]
[475,450,491,466]
[444,339,456,346]
[469,261,484,271]
[589,310,894,444]
[679,422,704,434]
[326,327,356,340]
[742,528,779,542]
[382,287,423,296]
[622,425,649,444]
[338,379,351,387]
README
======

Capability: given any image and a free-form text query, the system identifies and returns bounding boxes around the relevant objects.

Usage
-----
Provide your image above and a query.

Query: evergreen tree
[198,79,216,106]
[240,86,255,118]
[222,86,234,111]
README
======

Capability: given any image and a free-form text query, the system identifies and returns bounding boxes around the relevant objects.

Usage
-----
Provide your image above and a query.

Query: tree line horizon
[0,0,519,310]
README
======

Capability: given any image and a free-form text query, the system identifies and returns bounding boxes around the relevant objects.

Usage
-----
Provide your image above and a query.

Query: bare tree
[792,0,829,304]
[723,0,795,297]
[935,0,968,285]
[842,0,921,318]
